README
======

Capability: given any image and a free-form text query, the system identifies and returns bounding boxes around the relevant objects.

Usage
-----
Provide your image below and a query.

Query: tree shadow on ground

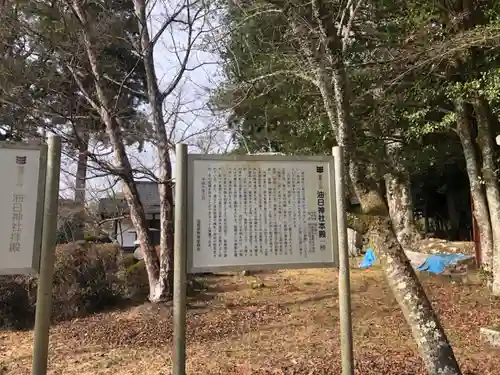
[278,293,338,307]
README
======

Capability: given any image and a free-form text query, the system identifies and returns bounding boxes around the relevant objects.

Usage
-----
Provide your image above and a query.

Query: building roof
[98,181,174,217]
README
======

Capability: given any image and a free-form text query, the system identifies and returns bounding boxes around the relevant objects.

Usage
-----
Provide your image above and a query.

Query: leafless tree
[66,0,222,301]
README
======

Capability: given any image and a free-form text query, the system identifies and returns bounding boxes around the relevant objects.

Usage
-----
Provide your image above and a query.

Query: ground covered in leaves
[1,266,499,375]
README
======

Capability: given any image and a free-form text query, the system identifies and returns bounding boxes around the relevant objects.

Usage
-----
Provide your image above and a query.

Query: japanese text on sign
[0,145,45,275]
[189,158,337,272]
[10,157,26,253]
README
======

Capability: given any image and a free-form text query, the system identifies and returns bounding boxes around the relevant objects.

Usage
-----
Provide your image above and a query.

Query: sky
[60,1,232,202]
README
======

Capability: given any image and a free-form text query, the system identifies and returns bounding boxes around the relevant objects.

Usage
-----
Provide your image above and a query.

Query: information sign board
[0,142,47,275]
[186,155,338,273]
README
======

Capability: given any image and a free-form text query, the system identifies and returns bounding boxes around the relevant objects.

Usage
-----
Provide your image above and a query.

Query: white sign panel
[0,143,47,275]
[187,156,338,273]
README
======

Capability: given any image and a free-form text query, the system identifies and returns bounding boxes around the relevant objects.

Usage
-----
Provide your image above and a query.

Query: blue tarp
[416,253,469,274]
[359,247,471,274]
[359,248,376,268]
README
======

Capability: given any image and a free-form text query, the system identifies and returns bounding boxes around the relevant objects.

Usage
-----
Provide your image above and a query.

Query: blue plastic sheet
[359,248,376,268]
[416,253,469,274]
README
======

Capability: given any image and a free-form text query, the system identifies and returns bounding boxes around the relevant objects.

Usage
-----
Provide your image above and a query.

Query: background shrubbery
[0,243,149,330]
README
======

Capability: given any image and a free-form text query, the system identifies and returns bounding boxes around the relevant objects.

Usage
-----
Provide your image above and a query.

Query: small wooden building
[97,181,174,251]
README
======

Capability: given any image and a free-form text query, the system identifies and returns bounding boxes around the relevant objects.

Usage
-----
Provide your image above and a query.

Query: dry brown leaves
[58,302,291,349]
[1,267,499,375]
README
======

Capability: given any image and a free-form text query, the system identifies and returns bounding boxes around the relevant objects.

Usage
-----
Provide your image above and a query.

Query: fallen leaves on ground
[1,267,499,375]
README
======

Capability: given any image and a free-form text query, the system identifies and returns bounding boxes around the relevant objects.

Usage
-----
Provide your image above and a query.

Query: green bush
[0,243,141,330]
[120,252,137,270]
[0,243,208,330]
[51,243,126,319]
[123,259,150,299]
[0,276,37,330]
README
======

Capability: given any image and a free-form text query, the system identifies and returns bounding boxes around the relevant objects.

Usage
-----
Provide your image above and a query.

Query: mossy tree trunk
[455,98,493,272]
[311,7,460,369]
[384,135,422,248]
[330,62,462,375]
[474,96,500,293]
[385,170,422,248]
[370,215,460,374]
[246,1,463,372]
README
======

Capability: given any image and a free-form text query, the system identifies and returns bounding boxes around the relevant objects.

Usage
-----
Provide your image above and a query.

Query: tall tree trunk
[252,2,461,371]
[384,136,422,248]
[370,215,460,375]
[474,96,500,293]
[70,1,162,302]
[385,172,422,247]
[454,98,493,272]
[133,0,175,300]
[73,130,88,241]
[329,63,461,374]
